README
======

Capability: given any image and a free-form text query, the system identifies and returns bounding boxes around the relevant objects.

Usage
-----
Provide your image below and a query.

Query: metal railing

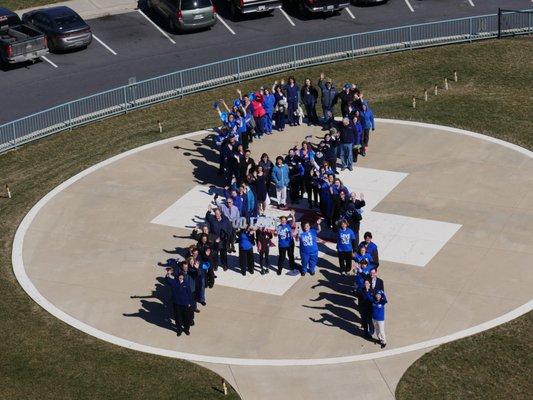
[1,10,531,154]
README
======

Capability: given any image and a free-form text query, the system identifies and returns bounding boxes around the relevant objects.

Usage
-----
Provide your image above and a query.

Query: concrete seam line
[11,121,533,367]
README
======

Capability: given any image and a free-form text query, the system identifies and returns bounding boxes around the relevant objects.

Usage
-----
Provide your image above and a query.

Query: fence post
[123,86,128,113]
[12,123,17,149]
[469,17,473,41]
[408,26,413,48]
[237,58,241,82]
[180,71,184,99]
[293,45,297,70]
[351,35,355,58]
[68,103,73,131]
[497,8,501,39]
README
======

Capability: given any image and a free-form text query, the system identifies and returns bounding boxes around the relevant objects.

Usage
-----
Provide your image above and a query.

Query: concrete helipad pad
[14,120,533,399]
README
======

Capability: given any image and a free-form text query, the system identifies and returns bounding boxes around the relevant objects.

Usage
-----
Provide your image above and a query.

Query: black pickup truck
[291,0,350,13]
[0,7,48,64]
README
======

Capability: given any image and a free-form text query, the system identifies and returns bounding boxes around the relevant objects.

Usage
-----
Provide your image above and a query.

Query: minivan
[147,0,217,32]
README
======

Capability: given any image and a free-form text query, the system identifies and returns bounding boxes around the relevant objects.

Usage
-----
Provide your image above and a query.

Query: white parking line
[404,0,415,12]
[280,8,296,26]
[216,14,236,35]
[345,7,356,20]
[467,0,475,6]
[137,9,176,44]
[40,56,58,68]
[92,35,117,55]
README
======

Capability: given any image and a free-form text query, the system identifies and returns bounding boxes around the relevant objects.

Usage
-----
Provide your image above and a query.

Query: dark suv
[147,0,217,32]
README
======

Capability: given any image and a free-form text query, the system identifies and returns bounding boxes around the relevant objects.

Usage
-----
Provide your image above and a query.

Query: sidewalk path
[17,0,138,19]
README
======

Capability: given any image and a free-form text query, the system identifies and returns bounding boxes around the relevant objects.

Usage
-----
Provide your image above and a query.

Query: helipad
[14,120,533,399]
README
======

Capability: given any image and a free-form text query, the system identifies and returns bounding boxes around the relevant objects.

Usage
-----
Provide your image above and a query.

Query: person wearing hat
[371,290,388,348]
[318,73,338,123]
[335,82,355,117]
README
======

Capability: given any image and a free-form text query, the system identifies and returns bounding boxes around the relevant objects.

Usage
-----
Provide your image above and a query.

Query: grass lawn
[0,37,531,399]
[3,0,63,11]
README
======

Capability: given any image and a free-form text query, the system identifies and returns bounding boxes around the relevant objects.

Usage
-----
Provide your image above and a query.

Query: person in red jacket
[252,92,267,139]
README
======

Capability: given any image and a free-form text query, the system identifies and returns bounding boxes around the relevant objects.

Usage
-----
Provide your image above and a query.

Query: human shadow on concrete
[123,277,176,332]
[305,244,370,339]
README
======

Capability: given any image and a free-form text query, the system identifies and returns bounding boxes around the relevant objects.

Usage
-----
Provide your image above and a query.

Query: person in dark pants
[275,211,297,274]
[283,76,300,126]
[238,225,255,276]
[317,73,338,122]
[300,78,319,126]
[360,103,375,156]
[336,219,357,275]
[335,83,355,117]
[205,205,232,271]
[357,279,375,339]
[256,226,274,275]
[165,268,193,336]
[285,149,303,203]
[344,192,366,245]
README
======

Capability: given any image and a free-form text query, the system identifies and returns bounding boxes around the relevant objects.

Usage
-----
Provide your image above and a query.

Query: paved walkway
[15,120,533,399]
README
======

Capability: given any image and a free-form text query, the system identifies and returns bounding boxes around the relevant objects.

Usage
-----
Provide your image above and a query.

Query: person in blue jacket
[263,87,276,135]
[354,245,373,273]
[297,217,324,276]
[371,290,388,348]
[275,210,297,275]
[337,219,357,275]
[360,103,375,157]
[165,267,193,336]
[238,225,256,276]
[271,156,290,209]
[283,76,300,126]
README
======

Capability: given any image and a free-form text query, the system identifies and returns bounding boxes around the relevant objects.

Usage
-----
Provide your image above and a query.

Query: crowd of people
[162,73,388,348]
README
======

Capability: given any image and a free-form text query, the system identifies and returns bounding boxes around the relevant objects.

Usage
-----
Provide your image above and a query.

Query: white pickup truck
[0,7,48,64]
[227,0,282,16]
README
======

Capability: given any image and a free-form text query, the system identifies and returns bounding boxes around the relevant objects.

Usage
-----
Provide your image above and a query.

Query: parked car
[22,6,92,52]
[353,0,388,4]
[147,0,217,32]
[0,7,48,64]
[227,0,282,16]
[288,0,350,14]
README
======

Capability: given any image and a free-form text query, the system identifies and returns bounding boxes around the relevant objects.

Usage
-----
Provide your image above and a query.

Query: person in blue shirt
[238,225,256,276]
[275,211,297,275]
[354,246,373,273]
[263,87,276,135]
[360,103,375,157]
[371,290,388,348]
[360,231,379,268]
[336,219,357,275]
[165,267,193,336]
[297,217,324,276]
[283,76,300,127]
[272,156,290,209]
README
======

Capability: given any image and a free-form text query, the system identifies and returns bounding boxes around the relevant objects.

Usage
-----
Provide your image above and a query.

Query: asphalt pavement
[0,0,529,123]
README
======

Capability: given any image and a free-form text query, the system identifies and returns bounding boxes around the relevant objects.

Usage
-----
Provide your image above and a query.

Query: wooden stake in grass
[412,96,416,108]
[454,70,458,82]
[222,379,228,396]
[434,84,438,96]
[6,184,11,199]
[157,120,162,133]
[424,90,428,101]
[444,77,449,91]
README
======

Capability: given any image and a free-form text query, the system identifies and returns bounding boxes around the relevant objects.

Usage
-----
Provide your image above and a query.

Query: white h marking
[151,168,461,294]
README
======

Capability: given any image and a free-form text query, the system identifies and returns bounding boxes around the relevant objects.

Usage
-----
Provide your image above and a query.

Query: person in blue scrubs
[297,217,323,276]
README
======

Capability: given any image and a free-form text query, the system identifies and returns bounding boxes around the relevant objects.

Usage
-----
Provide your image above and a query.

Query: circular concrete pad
[15,120,533,365]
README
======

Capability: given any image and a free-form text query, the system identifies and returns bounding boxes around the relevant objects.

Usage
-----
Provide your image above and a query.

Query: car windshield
[180,0,212,10]
[53,14,84,29]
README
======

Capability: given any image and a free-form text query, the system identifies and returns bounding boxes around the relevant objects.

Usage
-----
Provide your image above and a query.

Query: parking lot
[0,0,529,123]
